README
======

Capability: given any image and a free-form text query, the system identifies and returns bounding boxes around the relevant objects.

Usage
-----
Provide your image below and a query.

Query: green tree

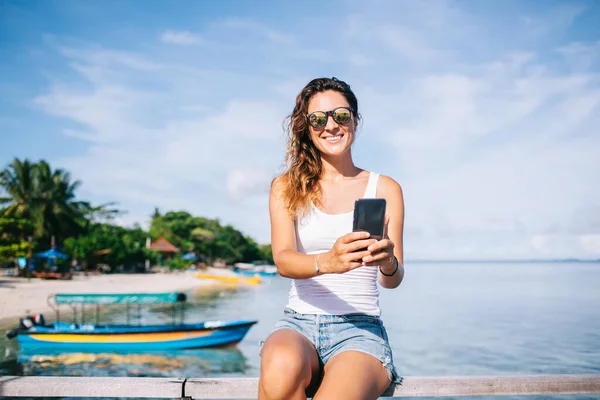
[0,214,32,267]
[0,159,37,223]
[0,159,272,272]
[80,202,122,225]
[259,244,273,263]
[149,210,265,264]
[64,223,150,273]
[0,158,89,243]
[34,160,89,241]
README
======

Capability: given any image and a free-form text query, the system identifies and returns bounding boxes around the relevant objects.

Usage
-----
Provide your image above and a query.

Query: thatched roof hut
[149,238,179,254]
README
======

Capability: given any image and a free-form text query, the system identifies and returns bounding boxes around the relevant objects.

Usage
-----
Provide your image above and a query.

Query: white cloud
[556,40,600,72]
[227,169,273,200]
[160,30,205,46]
[21,4,600,258]
[342,3,599,260]
[580,235,600,255]
[33,42,290,243]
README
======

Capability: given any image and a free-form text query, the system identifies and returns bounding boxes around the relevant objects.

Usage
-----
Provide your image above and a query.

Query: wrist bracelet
[314,254,321,275]
[379,256,398,277]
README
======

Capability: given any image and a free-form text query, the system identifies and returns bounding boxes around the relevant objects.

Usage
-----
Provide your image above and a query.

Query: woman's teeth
[325,135,342,142]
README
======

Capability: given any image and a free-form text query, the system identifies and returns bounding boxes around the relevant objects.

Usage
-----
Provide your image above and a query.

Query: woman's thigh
[313,350,391,400]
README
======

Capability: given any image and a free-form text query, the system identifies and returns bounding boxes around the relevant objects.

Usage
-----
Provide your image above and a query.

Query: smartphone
[352,198,387,240]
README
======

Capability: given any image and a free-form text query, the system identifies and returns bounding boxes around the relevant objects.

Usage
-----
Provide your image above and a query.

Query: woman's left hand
[361,215,396,270]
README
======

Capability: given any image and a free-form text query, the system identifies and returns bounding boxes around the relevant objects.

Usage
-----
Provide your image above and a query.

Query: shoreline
[0,271,214,326]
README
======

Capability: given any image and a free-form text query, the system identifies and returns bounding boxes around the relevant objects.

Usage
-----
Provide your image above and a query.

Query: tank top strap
[363,172,379,198]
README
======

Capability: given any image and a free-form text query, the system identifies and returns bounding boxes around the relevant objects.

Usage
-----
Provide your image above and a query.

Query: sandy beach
[0,272,213,325]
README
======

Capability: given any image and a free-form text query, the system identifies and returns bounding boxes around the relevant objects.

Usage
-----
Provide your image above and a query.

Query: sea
[1,261,599,399]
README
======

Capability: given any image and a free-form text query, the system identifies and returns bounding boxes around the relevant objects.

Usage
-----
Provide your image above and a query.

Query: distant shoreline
[0,271,214,326]
[406,259,600,264]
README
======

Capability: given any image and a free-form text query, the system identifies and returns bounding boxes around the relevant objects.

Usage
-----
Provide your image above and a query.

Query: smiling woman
[278,77,362,219]
[258,77,406,400]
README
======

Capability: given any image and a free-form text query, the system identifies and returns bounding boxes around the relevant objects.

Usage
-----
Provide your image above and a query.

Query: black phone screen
[352,198,386,240]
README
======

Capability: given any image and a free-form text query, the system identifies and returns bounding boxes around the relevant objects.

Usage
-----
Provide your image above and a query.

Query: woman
[259,77,405,400]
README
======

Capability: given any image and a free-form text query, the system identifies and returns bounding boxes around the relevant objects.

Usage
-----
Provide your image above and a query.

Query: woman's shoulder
[270,173,287,190]
[373,173,404,198]
[269,173,293,203]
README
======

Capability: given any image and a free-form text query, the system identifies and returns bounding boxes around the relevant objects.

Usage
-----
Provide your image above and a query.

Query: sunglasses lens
[309,112,327,128]
[333,108,352,124]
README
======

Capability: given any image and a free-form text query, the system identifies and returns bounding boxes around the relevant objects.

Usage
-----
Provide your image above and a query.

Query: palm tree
[0,158,90,241]
[0,159,38,236]
[81,202,123,224]
[35,160,90,241]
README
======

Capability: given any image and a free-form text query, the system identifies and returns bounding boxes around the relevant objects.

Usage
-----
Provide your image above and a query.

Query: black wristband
[379,256,399,277]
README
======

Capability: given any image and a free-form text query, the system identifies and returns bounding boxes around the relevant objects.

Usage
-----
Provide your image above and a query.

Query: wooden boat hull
[15,320,257,351]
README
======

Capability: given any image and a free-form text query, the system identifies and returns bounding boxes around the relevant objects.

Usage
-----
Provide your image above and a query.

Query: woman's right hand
[318,231,377,274]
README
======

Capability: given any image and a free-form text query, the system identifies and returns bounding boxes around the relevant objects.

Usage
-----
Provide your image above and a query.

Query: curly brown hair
[276,77,360,219]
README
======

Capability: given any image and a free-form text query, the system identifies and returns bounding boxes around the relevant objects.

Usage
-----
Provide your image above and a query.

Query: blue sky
[1,0,599,260]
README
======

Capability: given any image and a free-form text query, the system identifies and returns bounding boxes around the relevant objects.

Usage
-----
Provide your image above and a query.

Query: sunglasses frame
[306,107,354,129]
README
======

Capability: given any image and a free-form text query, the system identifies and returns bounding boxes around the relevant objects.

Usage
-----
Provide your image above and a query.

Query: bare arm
[269,177,376,279]
[269,177,321,279]
[371,175,405,289]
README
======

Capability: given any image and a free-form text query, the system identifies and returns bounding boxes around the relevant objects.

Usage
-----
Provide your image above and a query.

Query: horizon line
[404,258,600,264]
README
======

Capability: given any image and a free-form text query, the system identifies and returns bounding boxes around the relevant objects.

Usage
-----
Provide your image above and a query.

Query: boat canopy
[52,292,187,305]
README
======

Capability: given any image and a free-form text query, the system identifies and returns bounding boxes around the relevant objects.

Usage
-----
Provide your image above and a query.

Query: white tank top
[286,171,381,316]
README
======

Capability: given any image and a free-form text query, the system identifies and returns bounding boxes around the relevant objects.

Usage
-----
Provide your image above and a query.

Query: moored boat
[195,269,262,285]
[5,292,257,351]
[233,262,278,277]
[236,267,278,277]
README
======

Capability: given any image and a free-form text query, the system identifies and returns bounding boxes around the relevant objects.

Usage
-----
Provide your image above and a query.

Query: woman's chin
[320,144,351,157]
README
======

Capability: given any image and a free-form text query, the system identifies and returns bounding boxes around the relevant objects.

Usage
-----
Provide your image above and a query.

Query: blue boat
[234,262,279,277]
[236,269,278,277]
[6,292,257,351]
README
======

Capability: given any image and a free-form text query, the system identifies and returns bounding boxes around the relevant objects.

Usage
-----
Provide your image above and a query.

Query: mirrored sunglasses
[306,107,353,129]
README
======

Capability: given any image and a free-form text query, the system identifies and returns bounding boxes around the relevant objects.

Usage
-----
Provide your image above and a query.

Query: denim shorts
[259,308,402,384]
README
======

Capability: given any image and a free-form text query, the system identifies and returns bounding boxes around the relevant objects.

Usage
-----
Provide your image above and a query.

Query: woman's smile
[323,133,344,144]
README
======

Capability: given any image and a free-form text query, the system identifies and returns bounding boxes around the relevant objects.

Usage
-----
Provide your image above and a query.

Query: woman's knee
[259,330,318,397]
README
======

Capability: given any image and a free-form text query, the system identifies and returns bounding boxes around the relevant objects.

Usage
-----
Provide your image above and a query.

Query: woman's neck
[320,152,361,180]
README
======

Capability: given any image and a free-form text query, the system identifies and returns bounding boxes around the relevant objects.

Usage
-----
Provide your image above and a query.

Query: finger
[342,231,371,244]
[359,260,381,268]
[383,214,390,238]
[362,251,394,266]
[363,259,390,267]
[346,239,378,253]
[342,261,364,272]
[362,251,392,263]
[346,262,376,272]
[344,249,374,262]
[367,239,393,253]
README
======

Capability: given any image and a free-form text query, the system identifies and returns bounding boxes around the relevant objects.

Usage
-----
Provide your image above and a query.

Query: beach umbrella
[35,248,68,259]
[181,253,199,261]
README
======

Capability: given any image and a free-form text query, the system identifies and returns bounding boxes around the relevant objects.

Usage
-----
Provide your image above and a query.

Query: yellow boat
[194,273,261,285]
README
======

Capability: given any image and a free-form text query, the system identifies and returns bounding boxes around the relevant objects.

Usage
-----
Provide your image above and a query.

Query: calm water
[1,262,599,399]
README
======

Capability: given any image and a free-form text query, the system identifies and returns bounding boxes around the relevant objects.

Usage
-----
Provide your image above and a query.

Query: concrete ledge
[186,377,257,399]
[1,374,599,398]
[383,375,600,397]
[0,376,184,398]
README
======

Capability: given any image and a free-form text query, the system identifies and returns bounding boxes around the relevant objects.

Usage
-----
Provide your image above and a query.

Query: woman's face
[306,90,356,157]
